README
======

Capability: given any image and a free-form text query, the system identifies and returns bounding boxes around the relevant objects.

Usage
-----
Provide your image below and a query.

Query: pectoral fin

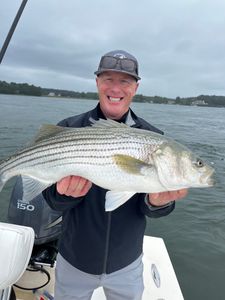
[105,191,136,211]
[113,154,154,175]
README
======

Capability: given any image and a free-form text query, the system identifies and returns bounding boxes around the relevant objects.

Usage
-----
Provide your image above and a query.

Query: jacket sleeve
[42,184,84,212]
[139,194,175,218]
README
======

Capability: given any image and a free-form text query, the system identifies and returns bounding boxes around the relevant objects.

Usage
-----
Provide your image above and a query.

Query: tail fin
[0,178,5,193]
[0,160,6,192]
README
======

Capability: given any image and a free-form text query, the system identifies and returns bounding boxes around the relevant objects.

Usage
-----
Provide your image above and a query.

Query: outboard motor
[8,176,62,266]
[7,177,61,299]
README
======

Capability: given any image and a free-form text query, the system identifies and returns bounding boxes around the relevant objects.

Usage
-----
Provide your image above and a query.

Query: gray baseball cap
[94,50,141,81]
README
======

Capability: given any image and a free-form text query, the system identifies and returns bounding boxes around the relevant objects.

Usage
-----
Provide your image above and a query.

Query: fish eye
[195,159,204,168]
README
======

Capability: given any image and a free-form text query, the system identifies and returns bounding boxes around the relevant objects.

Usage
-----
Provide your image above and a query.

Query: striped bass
[0,119,214,211]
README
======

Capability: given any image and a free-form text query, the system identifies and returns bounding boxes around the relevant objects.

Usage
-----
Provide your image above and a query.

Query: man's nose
[110,82,122,93]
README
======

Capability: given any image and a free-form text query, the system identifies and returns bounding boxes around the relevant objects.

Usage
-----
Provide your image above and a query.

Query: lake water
[0,94,225,299]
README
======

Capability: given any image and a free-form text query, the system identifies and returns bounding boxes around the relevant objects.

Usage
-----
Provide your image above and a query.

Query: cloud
[1,0,225,97]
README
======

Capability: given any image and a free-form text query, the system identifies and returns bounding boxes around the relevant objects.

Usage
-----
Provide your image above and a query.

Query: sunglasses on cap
[99,56,139,75]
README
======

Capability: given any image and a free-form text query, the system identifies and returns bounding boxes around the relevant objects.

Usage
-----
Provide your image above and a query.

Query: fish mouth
[107,96,123,102]
[206,176,215,187]
[202,169,215,187]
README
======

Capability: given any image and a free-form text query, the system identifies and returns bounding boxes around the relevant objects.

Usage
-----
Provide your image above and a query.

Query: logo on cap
[113,53,127,59]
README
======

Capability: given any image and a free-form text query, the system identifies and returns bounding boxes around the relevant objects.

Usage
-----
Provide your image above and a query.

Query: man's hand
[57,176,92,197]
[148,189,188,207]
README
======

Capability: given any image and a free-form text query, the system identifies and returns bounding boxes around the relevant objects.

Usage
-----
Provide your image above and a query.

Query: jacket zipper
[102,212,111,274]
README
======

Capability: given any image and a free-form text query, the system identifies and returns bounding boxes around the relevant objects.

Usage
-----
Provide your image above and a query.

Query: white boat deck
[91,236,184,300]
[13,236,184,300]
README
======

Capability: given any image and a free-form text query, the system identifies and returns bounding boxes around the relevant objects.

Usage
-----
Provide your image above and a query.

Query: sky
[0,0,225,98]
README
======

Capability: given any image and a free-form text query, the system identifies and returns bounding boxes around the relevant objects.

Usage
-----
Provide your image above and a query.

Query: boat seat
[0,222,34,290]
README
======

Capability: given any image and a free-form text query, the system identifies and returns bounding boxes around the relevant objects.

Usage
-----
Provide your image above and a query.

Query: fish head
[151,141,215,190]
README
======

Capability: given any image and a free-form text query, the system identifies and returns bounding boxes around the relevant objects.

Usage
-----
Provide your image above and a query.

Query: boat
[0,4,183,299]
[0,178,184,299]
[0,221,184,300]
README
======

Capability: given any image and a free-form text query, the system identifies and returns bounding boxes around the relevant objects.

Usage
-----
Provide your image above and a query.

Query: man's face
[96,71,139,120]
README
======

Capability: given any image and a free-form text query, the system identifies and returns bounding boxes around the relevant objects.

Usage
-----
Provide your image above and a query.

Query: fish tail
[0,169,6,192]
[0,178,4,192]
[0,160,7,192]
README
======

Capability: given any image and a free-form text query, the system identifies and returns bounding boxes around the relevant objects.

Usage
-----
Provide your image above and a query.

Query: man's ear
[135,82,139,92]
[96,76,99,87]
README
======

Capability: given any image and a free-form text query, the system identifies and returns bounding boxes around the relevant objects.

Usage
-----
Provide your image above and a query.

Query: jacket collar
[88,103,141,128]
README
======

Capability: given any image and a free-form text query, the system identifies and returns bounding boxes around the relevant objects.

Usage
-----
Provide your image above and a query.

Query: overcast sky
[0,0,225,98]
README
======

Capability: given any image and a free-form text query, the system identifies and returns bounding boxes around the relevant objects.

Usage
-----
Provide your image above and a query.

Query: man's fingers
[67,176,89,195]
[149,189,188,206]
[177,188,188,198]
[57,176,72,194]
[57,176,92,197]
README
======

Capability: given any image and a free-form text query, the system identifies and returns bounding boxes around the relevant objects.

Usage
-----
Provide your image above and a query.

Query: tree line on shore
[0,80,225,107]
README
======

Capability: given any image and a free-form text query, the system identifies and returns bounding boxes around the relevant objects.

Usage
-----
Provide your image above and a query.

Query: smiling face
[96,71,139,120]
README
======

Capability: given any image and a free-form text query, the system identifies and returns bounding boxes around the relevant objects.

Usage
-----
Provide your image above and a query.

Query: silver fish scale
[0,126,164,178]
[0,121,215,209]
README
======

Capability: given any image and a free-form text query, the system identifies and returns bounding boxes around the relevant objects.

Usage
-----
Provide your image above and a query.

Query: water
[0,94,225,299]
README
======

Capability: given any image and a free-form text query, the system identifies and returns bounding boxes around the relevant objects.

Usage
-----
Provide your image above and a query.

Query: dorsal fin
[89,118,128,128]
[32,124,70,144]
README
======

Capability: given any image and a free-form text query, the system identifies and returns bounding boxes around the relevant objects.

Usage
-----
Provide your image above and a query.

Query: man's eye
[121,80,130,85]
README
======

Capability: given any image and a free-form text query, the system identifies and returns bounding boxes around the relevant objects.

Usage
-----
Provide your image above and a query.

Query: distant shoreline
[1,80,225,107]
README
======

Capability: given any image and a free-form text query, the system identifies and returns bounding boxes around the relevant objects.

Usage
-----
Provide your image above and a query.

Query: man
[43,50,187,300]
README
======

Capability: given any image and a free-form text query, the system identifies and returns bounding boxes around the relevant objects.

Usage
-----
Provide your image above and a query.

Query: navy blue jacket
[43,104,175,274]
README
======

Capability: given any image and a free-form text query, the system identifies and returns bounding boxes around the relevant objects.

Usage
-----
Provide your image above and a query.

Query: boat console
[0,222,34,299]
